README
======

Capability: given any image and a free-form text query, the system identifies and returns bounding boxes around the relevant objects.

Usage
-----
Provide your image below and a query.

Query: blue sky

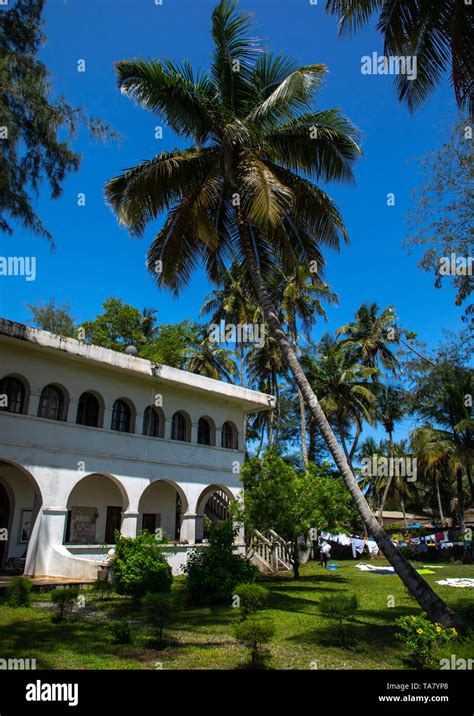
[0,0,464,445]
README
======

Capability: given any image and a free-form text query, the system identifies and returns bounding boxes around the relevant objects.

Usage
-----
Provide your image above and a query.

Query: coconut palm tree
[326,0,473,113]
[412,361,473,526]
[105,0,460,626]
[200,262,256,387]
[411,427,449,526]
[358,436,385,513]
[375,385,408,523]
[336,303,400,377]
[246,330,285,447]
[302,335,377,469]
[411,425,471,533]
[184,328,238,381]
[278,268,338,466]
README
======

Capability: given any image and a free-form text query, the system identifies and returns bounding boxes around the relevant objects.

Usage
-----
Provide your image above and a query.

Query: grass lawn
[0,559,473,670]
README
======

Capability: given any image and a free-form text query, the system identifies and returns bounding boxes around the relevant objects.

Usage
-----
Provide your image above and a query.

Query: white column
[121,510,139,538]
[180,513,205,544]
[164,419,172,440]
[28,391,41,417]
[31,507,68,577]
[67,400,79,423]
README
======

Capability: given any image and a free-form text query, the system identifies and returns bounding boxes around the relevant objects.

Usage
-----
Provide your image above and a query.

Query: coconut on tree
[105,0,461,626]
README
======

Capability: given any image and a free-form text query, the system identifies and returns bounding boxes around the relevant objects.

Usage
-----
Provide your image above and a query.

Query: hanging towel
[366,540,380,555]
[337,533,351,546]
[351,538,366,558]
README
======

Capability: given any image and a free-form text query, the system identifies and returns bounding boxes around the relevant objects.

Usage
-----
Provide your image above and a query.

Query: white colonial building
[0,318,274,579]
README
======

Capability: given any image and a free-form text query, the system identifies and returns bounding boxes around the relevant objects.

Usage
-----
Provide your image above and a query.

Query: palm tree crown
[105,0,361,294]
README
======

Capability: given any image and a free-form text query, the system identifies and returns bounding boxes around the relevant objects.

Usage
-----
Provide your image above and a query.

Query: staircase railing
[246,529,292,574]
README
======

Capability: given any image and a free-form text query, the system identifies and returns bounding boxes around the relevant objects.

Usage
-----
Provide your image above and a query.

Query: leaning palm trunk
[242,232,461,627]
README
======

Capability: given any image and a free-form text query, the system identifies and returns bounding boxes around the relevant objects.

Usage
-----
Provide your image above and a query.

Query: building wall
[0,335,260,578]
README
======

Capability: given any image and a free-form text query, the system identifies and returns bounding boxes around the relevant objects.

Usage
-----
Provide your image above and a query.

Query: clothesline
[319,528,468,560]
[320,531,380,558]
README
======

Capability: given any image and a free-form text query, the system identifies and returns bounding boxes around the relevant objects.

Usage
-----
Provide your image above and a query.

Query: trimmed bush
[319,593,358,648]
[6,577,33,608]
[233,616,275,668]
[183,521,258,605]
[234,582,268,619]
[108,619,133,645]
[51,587,80,622]
[142,592,178,644]
[6,576,33,607]
[92,579,113,600]
[112,530,172,599]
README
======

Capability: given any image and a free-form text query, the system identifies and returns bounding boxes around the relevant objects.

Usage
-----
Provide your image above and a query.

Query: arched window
[143,406,161,438]
[171,411,188,441]
[111,399,131,433]
[76,392,100,427]
[38,384,64,421]
[0,376,26,414]
[222,421,237,450]
[198,417,211,445]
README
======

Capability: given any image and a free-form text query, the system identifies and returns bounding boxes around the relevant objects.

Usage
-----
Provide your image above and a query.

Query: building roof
[0,318,276,412]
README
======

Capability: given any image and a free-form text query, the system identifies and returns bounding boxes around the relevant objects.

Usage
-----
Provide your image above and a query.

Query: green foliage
[51,587,79,622]
[184,521,258,605]
[233,616,275,668]
[234,583,268,619]
[141,320,201,368]
[142,592,178,644]
[81,299,201,368]
[239,451,352,541]
[28,299,76,337]
[112,531,172,599]
[405,116,473,320]
[108,619,133,645]
[319,593,358,647]
[0,0,115,241]
[5,576,32,607]
[395,614,458,668]
[81,298,158,352]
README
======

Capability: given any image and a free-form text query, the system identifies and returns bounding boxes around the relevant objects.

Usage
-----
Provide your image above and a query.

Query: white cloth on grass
[435,578,474,588]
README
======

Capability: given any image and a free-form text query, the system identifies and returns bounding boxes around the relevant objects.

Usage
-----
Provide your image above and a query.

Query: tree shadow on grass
[0,613,142,669]
[263,574,350,588]
[286,619,403,655]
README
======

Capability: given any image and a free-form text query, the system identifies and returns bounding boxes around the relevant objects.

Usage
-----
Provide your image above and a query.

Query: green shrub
[112,530,172,599]
[319,594,358,648]
[395,614,458,668]
[183,521,258,605]
[92,579,113,600]
[234,583,268,619]
[233,616,275,668]
[142,592,178,644]
[108,619,133,645]
[51,587,80,622]
[6,576,33,607]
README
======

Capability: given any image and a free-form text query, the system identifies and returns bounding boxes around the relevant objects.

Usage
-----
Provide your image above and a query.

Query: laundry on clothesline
[435,578,474,588]
[320,531,380,557]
